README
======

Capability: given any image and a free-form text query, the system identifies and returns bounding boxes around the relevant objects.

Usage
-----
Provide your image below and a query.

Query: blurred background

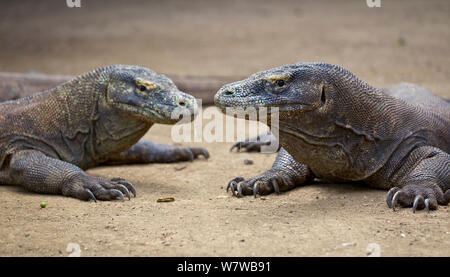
[0,0,449,97]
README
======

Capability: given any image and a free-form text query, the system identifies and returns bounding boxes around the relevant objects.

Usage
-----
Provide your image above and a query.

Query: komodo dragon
[0,65,209,201]
[214,62,449,212]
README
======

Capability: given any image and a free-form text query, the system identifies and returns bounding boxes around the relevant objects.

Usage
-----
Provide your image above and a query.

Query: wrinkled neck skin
[93,92,153,161]
[55,67,152,166]
[276,70,420,182]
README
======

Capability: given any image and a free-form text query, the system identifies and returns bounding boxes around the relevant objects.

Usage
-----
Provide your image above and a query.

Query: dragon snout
[175,93,198,119]
[215,85,235,104]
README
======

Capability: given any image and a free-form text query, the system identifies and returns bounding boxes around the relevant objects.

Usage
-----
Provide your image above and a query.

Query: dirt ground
[0,0,449,257]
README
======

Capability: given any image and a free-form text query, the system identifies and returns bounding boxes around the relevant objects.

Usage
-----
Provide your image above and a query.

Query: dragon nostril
[178,101,186,106]
[225,91,234,96]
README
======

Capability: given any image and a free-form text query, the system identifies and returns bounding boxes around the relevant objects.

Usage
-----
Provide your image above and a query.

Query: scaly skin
[215,62,449,213]
[0,65,209,201]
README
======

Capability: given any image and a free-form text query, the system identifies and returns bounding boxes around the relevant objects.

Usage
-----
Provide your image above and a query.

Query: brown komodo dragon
[214,62,449,212]
[0,65,209,201]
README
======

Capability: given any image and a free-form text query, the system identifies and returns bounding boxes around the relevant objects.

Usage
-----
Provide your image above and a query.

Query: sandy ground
[0,0,449,257]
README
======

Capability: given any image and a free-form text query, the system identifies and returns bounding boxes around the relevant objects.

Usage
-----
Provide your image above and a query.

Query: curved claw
[200,149,210,159]
[412,195,424,213]
[392,191,402,211]
[187,150,195,162]
[227,181,237,196]
[190,148,210,160]
[230,142,243,152]
[237,182,243,197]
[386,187,400,208]
[226,177,245,196]
[111,189,125,202]
[85,188,97,202]
[117,184,131,200]
[226,181,233,193]
[123,182,137,198]
[271,179,280,194]
[424,199,430,213]
[253,182,260,198]
[111,178,136,197]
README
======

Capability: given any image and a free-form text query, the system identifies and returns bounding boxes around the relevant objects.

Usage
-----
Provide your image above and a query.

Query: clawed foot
[226,169,297,197]
[230,140,271,153]
[173,147,210,162]
[230,132,276,153]
[187,147,210,160]
[386,184,450,213]
[62,174,137,202]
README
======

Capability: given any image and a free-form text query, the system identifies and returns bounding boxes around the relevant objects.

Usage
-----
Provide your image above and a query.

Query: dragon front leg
[8,150,135,201]
[386,146,450,213]
[226,148,313,197]
[104,139,209,165]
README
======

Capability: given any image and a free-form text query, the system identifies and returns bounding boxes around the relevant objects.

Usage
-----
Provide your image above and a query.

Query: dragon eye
[276,79,285,87]
[139,85,146,92]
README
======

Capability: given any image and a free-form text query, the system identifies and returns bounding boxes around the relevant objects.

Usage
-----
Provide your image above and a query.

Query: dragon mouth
[216,101,313,114]
[147,104,198,124]
[116,102,196,124]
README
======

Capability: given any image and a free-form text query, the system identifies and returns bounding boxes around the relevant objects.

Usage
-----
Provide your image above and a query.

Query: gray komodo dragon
[214,62,449,212]
[0,65,209,201]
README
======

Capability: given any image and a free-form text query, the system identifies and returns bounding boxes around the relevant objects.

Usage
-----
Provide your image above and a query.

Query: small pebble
[342,242,356,247]
[400,233,406,238]
[216,195,228,199]
[244,159,254,165]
